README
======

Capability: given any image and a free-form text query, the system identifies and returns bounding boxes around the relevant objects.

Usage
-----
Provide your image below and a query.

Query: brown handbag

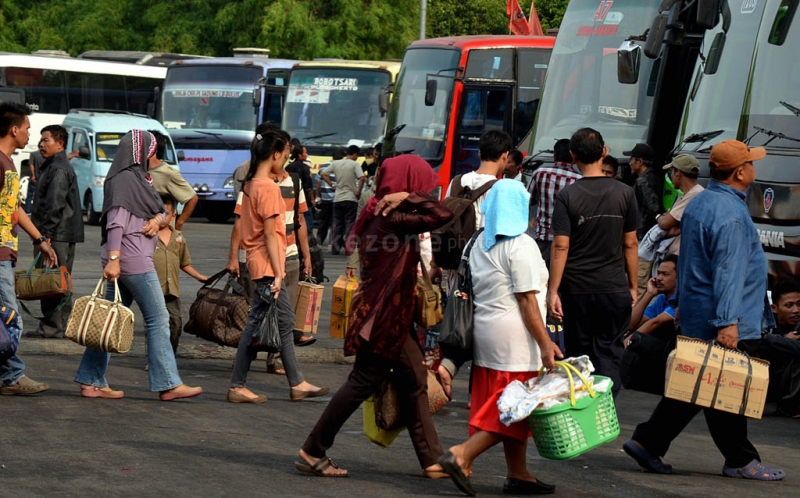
[415,262,443,328]
[374,370,450,430]
[15,253,72,300]
[65,278,134,353]
[183,269,252,347]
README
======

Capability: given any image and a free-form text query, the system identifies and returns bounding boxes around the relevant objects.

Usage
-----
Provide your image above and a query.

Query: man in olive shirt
[148,131,198,230]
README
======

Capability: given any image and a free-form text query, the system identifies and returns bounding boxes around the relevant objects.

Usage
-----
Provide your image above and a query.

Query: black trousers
[302,333,444,469]
[632,396,760,468]
[316,202,334,246]
[330,201,358,254]
[535,239,552,269]
[561,291,631,397]
[35,241,75,337]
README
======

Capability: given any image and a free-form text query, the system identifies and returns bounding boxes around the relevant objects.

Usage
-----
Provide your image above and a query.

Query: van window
[72,130,89,157]
[95,133,123,162]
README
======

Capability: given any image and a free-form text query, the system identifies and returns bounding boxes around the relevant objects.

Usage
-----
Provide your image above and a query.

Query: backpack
[432,176,497,270]
[0,306,21,361]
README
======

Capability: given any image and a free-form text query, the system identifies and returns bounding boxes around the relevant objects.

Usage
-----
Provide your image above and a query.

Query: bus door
[260,68,289,125]
[451,81,514,179]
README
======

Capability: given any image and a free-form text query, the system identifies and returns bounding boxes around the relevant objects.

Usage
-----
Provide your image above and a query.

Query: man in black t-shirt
[548,128,640,396]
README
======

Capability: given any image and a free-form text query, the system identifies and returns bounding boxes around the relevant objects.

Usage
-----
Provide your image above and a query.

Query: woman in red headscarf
[297,154,453,478]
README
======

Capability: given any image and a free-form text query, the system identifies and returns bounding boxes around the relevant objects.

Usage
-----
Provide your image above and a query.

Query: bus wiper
[748,126,800,147]
[189,130,233,150]
[384,124,406,143]
[670,129,724,155]
[779,101,800,117]
[301,132,338,143]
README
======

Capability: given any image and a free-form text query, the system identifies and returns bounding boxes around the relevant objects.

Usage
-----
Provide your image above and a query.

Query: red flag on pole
[507,0,532,36]
[529,1,544,36]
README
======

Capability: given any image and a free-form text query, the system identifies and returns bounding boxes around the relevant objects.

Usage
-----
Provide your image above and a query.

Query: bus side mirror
[252,86,262,108]
[696,0,721,29]
[617,41,642,84]
[146,102,156,118]
[78,146,90,159]
[644,14,668,59]
[704,32,726,74]
[379,91,390,116]
[424,79,438,107]
[177,150,185,161]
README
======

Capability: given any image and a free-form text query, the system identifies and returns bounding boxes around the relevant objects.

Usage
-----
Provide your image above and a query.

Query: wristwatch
[33,236,47,246]
[109,254,120,261]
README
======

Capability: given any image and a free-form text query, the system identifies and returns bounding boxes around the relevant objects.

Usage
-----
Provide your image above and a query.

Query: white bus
[0,53,166,169]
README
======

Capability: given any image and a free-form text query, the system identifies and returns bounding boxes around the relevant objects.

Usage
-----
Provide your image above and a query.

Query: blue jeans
[0,260,25,385]
[74,271,182,391]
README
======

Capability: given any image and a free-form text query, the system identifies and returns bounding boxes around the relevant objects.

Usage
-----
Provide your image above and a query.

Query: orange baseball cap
[709,140,766,170]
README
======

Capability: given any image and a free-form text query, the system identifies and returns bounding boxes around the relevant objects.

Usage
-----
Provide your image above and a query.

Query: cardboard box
[330,275,359,339]
[665,336,770,419]
[294,281,324,334]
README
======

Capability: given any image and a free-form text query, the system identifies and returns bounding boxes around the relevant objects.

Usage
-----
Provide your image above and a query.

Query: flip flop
[438,451,476,497]
[623,439,673,474]
[294,456,348,477]
[266,364,286,375]
[722,459,785,481]
[294,337,317,348]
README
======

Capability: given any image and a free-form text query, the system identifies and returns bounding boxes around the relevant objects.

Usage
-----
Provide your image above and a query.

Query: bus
[160,56,296,222]
[281,60,402,172]
[0,53,166,169]
[384,35,555,198]
[672,0,800,284]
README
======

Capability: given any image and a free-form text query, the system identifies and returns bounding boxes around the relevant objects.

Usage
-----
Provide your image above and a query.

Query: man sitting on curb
[627,254,678,344]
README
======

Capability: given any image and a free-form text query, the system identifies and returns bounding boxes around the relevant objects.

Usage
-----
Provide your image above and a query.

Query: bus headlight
[92,176,106,187]
[223,176,235,189]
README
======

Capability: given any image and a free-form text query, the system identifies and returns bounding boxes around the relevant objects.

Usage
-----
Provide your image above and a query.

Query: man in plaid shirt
[529,139,581,266]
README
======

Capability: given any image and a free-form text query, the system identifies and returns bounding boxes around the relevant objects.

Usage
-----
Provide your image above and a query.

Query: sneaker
[0,376,50,395]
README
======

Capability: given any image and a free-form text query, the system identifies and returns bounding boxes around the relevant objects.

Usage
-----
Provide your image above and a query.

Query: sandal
[722,459,785,481]
[294,456,348,477]
[80,385,124,399]
[438,451,476,497]
[266,364,286,375]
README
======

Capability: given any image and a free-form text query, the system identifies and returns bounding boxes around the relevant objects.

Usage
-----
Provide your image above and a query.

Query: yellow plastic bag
[363,395,404,449]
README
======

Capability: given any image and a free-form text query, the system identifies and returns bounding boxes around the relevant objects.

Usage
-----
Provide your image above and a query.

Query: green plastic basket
[527,375,620,460]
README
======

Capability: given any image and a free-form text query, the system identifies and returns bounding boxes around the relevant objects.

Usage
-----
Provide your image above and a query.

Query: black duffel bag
[184,270,252,347]
[620,326,677,395]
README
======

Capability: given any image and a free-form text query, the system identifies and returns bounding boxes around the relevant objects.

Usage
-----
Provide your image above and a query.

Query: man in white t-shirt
[655,154,704,255]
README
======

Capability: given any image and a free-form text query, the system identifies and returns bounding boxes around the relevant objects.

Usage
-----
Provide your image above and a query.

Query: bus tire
[85,192,101,225]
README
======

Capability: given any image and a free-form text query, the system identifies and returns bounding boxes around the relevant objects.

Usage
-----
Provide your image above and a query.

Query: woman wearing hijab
[296,154,452,478]
[74,130,202,401]
[438,179,561,497]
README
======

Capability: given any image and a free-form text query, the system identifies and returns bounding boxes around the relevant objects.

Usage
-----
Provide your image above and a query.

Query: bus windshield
[678,2,766,151]
[387,48,460,163]
[744,4,800,150]
[283,68,391,148]
[161,65,261,132]
[531,0,659,158]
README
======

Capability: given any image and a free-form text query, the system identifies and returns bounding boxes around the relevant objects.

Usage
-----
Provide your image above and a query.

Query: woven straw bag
[66,278,134,353]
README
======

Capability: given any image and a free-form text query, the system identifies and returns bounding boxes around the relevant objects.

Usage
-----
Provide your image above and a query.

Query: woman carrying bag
[228,129,327,404]
[74,130,202,401]
[438,179,562,497]
[297,154,453,478]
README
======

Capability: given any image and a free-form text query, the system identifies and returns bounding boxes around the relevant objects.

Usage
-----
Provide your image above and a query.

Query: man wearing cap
[624,143,663,298]
[656,154,704,255]
[624,140,786,482]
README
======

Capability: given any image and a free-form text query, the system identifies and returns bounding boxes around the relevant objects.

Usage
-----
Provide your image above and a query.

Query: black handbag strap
[456,227,484,289]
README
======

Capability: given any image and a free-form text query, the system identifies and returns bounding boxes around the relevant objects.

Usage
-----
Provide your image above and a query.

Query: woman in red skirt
[439,179,563,496]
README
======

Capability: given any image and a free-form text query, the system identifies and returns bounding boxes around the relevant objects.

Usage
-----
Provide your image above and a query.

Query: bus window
[465,49,514,80]
[3,67,68,114]
[453,86,512,177]
[516,50,549,144]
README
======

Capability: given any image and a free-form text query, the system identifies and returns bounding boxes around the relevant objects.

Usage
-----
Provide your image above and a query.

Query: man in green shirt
[148,131,198,231]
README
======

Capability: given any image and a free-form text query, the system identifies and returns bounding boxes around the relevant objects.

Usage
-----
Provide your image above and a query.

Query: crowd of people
[2,98,798,493]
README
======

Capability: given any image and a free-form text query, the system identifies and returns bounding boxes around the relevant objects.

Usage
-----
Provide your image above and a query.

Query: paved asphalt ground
[2,221,799,497]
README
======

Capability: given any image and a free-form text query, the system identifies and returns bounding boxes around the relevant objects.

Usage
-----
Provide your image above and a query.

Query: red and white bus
[384,35,555,198]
